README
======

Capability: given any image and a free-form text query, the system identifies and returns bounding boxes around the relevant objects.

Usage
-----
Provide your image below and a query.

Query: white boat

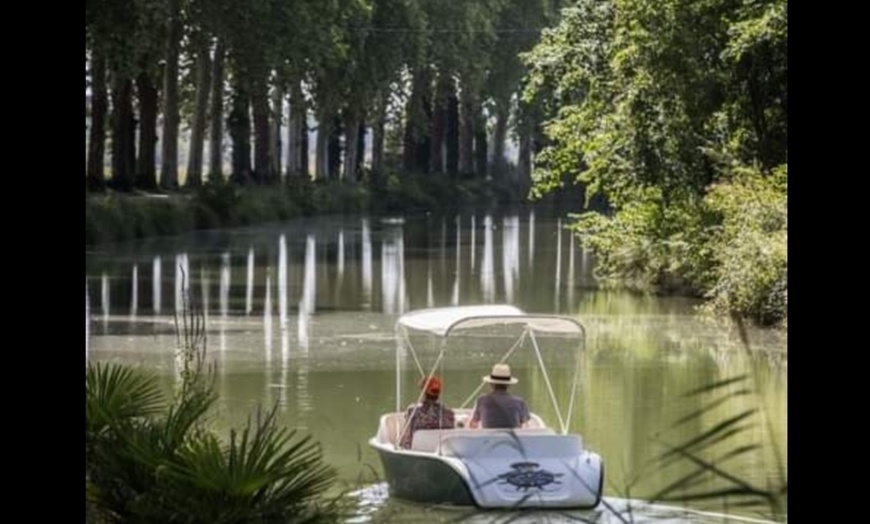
[369,305,604,509]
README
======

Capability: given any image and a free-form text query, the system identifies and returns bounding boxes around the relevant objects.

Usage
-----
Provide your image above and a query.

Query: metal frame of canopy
[393,305,587,446]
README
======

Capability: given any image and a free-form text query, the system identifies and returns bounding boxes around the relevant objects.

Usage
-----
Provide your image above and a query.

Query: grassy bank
[86,174,531,246]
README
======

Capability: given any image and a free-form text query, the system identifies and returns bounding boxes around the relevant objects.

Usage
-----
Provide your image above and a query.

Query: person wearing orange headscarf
[399,375,456,449]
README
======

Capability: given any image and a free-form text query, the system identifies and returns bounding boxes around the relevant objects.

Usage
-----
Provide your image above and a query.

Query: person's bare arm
[469,403,481,429]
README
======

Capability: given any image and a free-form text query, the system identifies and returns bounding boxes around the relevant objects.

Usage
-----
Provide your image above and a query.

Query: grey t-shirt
[471,391,530,428]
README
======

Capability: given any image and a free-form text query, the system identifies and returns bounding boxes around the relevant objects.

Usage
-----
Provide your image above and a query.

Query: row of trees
[523,0,787,326]
[85,0,567,192]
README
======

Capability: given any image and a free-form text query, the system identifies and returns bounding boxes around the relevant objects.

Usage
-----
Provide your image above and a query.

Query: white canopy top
[397,305,583,337]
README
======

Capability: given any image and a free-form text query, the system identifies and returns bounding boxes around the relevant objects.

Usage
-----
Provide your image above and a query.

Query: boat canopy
[397,305,584,338]
[394,305,587,436]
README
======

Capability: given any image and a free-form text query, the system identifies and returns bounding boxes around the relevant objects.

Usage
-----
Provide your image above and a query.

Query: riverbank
[86,175,568,246]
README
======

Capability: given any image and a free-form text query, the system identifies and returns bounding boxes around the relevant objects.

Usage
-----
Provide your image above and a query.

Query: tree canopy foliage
[523,0,787,326]
[85,0,564,189]
[86,0,787,325]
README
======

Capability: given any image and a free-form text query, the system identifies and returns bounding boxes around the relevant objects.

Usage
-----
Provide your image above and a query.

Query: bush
[86,173,518,246]
[701,165,787,326]
[86,300,344,522]
[568,164,787,327]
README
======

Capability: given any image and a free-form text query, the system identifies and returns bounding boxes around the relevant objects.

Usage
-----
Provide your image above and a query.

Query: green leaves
[86,362,166,432]
[522,0,787,325]
[86,358,341,521]
[701,164,787,326]
[651,375,787,519]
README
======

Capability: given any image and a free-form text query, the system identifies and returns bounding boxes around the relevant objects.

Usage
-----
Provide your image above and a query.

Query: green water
[86,209,787,523]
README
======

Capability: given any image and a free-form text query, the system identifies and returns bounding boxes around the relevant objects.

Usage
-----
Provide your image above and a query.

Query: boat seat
[380,413,406,446]
[411,427,556,453]
[441,432,582,459]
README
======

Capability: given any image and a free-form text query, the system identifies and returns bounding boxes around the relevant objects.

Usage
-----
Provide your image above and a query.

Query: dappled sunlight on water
[345,483,782,523]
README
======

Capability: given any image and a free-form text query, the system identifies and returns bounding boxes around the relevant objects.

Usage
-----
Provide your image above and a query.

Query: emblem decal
[497,462,564,491]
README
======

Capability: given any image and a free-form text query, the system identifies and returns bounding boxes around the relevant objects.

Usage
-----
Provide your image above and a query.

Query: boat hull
[373,445,475,506]
[371,433,604,509]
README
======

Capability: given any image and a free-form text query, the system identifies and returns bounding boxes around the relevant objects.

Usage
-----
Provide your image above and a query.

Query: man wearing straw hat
[469,363,530,429]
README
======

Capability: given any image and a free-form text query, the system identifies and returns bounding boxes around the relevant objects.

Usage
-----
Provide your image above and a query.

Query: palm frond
[86,362,166,431]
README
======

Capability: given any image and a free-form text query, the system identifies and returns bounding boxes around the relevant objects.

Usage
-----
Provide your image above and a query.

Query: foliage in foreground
[85,300,341,523]
[523,0,787,326]
[649,372,787,522]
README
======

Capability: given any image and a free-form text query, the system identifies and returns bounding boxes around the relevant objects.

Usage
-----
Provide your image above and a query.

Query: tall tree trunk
[135,68,158,190]
[517,105,533,196]
[285,85,301,177]
[315,109,331,180]
[356,121,366,178]
[87,48,108,190]
[328,115,342,179]
[429,72,451,174]
[270,82,283,179]
[403,67,432,173]
[446,84,459,176]
[285,90,298,177]
[474,104,488,178]
[458,83,475,176]
[160,0,182,189]
[110,74,135,190]
[286,83,308,179]
[300,112,309,178]
[250,72,272,184]
[209,39,226,182]
[186,40,211,188]
[228,70,252,183]
[517,116,532,195]
[493,99,509,181]
[343,113,360,183]
[371,90,387,182]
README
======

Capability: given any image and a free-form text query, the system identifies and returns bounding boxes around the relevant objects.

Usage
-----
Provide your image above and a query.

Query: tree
[522,0,788,324]
[160,0,183,189]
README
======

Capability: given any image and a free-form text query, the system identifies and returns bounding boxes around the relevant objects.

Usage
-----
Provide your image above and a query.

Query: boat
[368,304,604,509]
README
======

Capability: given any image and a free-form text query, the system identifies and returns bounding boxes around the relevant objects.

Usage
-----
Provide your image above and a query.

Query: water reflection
[451,215,460,306]
[470,214,476,271]
[200,265,210,322]
[567,228,576,309]
[381,224,405,315]
[246,247,255,315]
[85,279,90,362]
[337,229,345,282]
[84,211,787,523]
[528,209,535,266]
[152,256,161,314]
[219,252,230,355]
[264,273,273,366]
[101,272,109,333]
[174,253,190,314]
[554,219,562,313]
[502,214,520,304]
[279,234,290,409]
[361,218,372,309]
[481,214,495,303]
[130,264,138,319]
[297,234,316,420]
[279,235,288,332]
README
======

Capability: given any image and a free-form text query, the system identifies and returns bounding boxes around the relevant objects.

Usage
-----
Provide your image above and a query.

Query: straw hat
[483,363,518,385]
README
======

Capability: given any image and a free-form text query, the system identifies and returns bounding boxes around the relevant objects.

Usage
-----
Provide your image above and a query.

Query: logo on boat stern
[497,462,563,491]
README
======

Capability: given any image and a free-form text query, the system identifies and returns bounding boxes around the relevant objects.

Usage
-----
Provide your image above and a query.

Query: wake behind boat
[369,305,604,509]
